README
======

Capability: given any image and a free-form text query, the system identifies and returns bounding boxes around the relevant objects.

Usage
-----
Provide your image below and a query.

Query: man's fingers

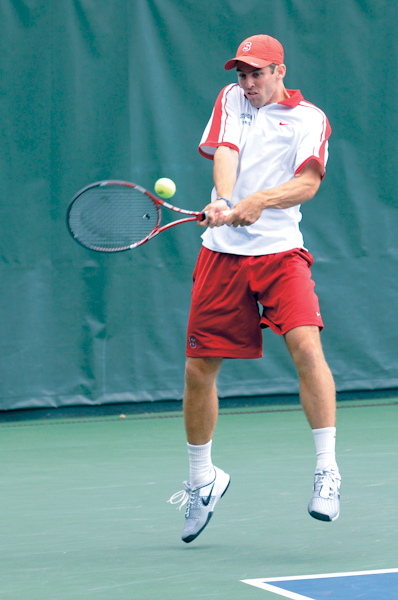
[226,210,246,227]
[226,210,237,226]
[226,210,259,227]
[204,209,231,228]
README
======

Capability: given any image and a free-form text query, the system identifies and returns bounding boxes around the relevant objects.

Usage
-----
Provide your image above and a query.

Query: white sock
[312,427,338,472]
[187,440,214,489]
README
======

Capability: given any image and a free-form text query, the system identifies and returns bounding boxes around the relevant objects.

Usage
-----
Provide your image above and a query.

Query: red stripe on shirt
[319,118,332,164]
[298,101,331,169]
[202,84,239,147]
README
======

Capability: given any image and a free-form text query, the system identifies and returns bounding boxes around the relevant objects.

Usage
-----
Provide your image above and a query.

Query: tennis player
[169,34,341,543]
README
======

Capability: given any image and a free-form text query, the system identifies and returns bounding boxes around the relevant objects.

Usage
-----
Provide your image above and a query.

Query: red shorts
[186,247,323,359]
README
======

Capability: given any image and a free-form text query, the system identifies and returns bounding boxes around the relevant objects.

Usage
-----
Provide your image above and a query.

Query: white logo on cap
[242,42,252,52]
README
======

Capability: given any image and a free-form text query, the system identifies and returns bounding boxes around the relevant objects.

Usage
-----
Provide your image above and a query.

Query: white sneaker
[308,466,341,522]
[168,466,230,543]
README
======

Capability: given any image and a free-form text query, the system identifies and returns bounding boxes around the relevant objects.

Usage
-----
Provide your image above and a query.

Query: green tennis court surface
[0,397,396,599]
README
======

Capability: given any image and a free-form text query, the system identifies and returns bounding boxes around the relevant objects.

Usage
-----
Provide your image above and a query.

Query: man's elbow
[306,178,322,201]
[296,161,323,201]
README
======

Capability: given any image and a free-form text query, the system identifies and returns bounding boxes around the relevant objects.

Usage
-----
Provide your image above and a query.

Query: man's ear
[277,64,287,79]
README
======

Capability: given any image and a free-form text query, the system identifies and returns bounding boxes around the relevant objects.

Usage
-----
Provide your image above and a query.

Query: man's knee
[185,357,222,388]
[285,326,325,372]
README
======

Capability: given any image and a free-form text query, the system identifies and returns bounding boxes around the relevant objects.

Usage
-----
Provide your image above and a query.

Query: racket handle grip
[202,209,231,220]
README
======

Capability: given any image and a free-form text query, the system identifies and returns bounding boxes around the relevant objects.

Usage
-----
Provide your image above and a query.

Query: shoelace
[168,470,217,511]
[167,482,192,510]
[316,471,340,499]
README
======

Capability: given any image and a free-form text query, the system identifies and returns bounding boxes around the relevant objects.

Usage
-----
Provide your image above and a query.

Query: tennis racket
[66,180,207,253]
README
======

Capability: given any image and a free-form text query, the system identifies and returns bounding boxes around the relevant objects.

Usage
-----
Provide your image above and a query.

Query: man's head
[225,35,287,108]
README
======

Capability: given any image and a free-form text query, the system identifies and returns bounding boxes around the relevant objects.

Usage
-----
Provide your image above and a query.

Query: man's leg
[184,356,222,445]
[284,325,335,429]
[170,356,230,543]
[184,357,222,488]
[284,325,341,522]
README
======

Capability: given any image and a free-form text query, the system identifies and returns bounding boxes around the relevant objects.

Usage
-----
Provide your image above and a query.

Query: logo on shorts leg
[189,336,197,349]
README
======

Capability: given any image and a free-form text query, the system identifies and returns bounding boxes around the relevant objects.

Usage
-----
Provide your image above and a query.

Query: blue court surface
[242,569,398,599]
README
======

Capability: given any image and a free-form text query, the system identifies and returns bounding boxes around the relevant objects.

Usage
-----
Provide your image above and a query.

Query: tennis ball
[154,178,176,199]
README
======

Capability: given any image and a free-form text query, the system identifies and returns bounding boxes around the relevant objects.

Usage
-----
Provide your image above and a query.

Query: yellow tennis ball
[154,178,176,199]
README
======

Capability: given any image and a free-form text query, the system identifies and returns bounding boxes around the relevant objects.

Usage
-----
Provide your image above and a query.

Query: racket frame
[66,180,206,252]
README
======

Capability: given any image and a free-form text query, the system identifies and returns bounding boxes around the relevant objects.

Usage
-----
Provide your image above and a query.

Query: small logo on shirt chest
[240,113,253,126]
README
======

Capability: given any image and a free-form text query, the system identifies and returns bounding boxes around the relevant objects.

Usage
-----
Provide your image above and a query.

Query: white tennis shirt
[199,85,331,256]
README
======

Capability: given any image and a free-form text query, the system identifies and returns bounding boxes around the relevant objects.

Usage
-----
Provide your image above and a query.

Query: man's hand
[225,194,263,227]
[199,198,230,228]
[200,194,263,229]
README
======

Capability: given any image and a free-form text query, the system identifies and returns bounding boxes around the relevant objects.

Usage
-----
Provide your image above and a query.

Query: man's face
[236,62,282,108]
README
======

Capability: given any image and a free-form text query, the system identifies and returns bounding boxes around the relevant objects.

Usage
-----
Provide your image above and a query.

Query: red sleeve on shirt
[199,85,241,160]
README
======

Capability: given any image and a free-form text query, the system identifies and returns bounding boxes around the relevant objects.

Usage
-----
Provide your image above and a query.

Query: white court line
[241,568,398,599]
[241,580,314,600]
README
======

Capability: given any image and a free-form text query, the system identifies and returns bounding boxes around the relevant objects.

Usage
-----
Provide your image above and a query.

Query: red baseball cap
[224,34,284,70]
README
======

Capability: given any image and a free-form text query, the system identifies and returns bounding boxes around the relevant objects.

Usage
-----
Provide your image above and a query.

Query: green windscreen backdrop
[1,0,397,410]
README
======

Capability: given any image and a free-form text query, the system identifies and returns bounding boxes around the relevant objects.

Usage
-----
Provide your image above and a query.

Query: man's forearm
[224,160,324,228]
[250,167,322,211]
[213,146,239,201]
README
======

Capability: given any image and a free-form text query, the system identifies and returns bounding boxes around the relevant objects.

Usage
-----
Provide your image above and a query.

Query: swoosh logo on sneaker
[279,122,290,126]
[201,483,215,506]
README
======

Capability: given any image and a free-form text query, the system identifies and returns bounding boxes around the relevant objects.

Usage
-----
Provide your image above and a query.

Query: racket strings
[68,186,159,250]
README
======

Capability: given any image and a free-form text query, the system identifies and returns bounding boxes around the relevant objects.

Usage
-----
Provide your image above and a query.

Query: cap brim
[224,56,273,70]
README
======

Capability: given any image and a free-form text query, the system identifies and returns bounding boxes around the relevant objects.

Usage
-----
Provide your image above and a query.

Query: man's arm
[225,159,324,227]
[199,146,239,228]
